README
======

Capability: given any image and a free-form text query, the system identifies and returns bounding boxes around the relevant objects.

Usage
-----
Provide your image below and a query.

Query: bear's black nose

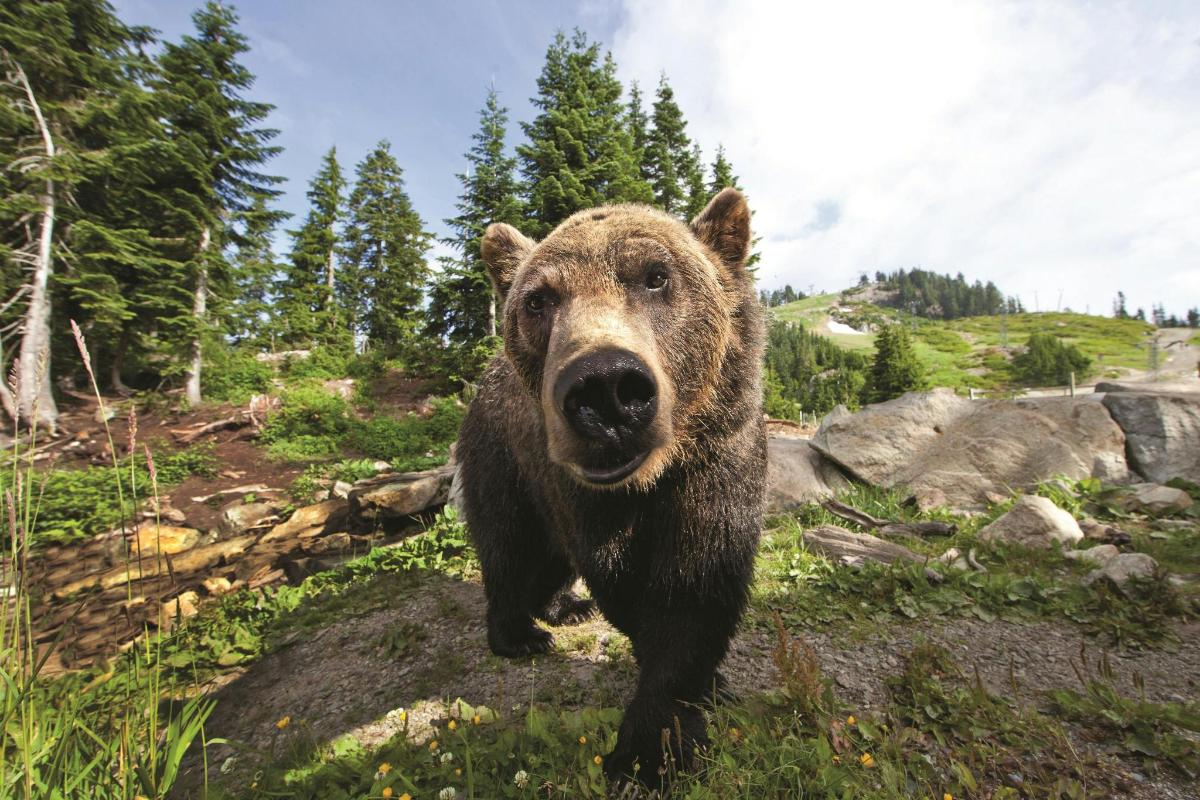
[555,348,658,447]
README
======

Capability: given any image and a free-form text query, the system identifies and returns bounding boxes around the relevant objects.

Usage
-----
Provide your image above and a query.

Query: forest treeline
[0,2,744,430]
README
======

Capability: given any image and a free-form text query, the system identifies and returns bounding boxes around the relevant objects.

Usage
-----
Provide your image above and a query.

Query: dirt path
[184,572,1200,797]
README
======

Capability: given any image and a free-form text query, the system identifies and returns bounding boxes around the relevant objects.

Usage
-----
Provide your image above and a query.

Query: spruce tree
[428,87,523,349]
[682,142,708,220]
[278,147,344,348]
[341,141,432,354]
[155,1,282,403]
[645,74,697,216]
[627,80,652,188]
[226,192,284,348]
[708,144,741,193]
[866,325,926,403]
[0,0,155,425]
[518,30,647,236]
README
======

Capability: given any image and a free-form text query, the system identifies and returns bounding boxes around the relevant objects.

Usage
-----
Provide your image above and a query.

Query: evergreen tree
[225,192,284,347]
[428,87,523,350]
[1011,332,1091,386]
[278,147,344,348]
[1187,308,1199,328]
[645,74,697,216]
[626,80,652,188]
[155,1,282,403]
[0,0,156,425]
[682,142,708,220]
[1113,291,1128,319]
[866,325,926,403]
[708,144,741,194]
[341,141,432,354]
[518,30,648,236]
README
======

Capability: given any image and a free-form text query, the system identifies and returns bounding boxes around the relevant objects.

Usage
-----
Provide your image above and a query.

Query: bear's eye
[645,267,668,291]
[524,292,546,315]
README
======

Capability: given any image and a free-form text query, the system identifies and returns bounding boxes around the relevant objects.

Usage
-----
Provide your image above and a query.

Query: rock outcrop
[765,437,849,512]
[1098,384,1200,484]
[811,389,1129,510]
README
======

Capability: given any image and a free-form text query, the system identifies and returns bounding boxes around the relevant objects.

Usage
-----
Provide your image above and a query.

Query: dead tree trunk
[11,56,58,431]
[487,294,497,338]
[184,226,211,407]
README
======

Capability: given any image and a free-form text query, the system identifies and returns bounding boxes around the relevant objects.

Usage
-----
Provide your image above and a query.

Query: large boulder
[349,465,455,529]
[978,495,1084,549]
[765,437,849,512]
[1099,386,1200,483]
[811,389,1129,510]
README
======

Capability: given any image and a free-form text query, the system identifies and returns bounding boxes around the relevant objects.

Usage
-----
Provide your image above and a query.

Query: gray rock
[1122,482,1193,515]
[446,464,465,512]
[765,437,849,512]
[1100,389,1200,483]
[811,389,1129,511]
[1064,544,1119,566]
[218,500,281,536]
[1084,552,1159,590]
[332,480,354,499]
[349,465,455,528]
[978,495,1084,549]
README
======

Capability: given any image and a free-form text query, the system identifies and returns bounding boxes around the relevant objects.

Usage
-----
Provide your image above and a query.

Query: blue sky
[113,1,1200,317]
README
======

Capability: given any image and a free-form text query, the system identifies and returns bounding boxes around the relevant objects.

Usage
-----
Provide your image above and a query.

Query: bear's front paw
[604,720,704,791]
[487,620,554,658]
[539,591,597,626]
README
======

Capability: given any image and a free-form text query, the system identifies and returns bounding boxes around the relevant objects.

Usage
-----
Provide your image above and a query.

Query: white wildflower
[439,751,454,765]
[438,788,458,800]
[513,769,530,789]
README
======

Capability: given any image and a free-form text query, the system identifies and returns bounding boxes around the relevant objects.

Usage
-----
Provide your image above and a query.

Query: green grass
[769,292,1160,391]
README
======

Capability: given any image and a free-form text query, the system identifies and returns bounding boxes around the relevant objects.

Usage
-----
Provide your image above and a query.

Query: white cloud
[612,0,1200,316]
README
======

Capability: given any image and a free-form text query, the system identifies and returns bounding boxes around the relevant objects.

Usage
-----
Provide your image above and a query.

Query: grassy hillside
[769,290,1159,390]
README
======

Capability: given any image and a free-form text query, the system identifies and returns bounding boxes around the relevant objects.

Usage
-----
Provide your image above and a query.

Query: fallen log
[171,415,250,444]
[802,524,943,581]
[821,498,956,537]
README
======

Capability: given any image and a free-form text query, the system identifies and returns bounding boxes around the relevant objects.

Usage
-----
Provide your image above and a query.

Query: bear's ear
[690,188,752,269]
[480,223,536,299]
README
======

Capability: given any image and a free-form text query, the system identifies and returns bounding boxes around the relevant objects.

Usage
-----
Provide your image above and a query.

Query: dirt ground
[184,572,1200,798]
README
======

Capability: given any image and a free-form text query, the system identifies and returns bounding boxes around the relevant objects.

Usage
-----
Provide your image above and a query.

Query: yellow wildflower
[378,763,392,775]
[846,715,856,726]
[593,755,603,766]
[944,794,954,800]
[276,716,290,730]
[832,755,841,764]
[455,768,462,776]
[448,719,458,731]
[382,789,393,799]
[430,739,439,751]
[472,714,481,725]
[400,795,412,800]
[579,735,587,745]
[859,752,875,768]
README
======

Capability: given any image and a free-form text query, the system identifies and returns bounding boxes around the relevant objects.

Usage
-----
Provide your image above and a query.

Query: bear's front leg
[603,603,737,788]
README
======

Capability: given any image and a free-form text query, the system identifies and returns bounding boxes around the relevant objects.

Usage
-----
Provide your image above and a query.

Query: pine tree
[645,74,697,216]
[0,0,155,426]
[518,30,648,236]
[225,192,285,347]
[278,147,344,349]
[428,87,523,349]
[342,141,432,354]
[708,144,741,194]
[866,325,926,403]
[627,80,652,188]
[156,1,282,403]
[682,143,708,220]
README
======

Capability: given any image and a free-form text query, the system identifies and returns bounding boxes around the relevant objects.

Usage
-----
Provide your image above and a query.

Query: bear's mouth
[577,449,649,485]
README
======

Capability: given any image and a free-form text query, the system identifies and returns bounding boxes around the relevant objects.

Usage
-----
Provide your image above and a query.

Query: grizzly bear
[457,188,765,786]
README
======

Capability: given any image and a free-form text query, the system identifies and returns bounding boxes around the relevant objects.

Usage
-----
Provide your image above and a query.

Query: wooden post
[1069,371,1075,397]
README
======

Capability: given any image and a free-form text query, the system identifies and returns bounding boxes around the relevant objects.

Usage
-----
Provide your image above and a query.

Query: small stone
[978,495,1083,549]
[1122,483,1193,515]
[202,576,233,596]
[332,480,353,499]
[160,590,200,625]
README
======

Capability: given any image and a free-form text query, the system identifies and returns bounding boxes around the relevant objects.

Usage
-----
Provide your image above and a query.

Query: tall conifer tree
[645,74,698,217]
[428,87,523,347]
[156,1,282,403]
[278,147,343,348]
[518,30,647,236]
[341,141,432,354]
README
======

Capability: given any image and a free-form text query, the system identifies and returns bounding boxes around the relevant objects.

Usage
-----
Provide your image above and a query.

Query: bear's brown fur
[458,188,765,787]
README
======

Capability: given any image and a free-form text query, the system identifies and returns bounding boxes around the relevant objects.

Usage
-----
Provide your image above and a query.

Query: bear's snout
[556,348,657,441]
[552,348,661,483]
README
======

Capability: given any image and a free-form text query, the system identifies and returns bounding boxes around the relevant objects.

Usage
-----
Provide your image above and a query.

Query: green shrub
[280,345,353,380]
[202,347,274,403]
[0,446,215,545]
[1011,331,1091,386]
[343,397,465,471]
[261,383,355,462]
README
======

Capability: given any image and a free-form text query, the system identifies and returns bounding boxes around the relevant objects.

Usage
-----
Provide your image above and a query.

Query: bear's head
[481,188,758,491]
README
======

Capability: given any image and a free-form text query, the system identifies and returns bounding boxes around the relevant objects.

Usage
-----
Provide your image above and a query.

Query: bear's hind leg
[538,583,597,626]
